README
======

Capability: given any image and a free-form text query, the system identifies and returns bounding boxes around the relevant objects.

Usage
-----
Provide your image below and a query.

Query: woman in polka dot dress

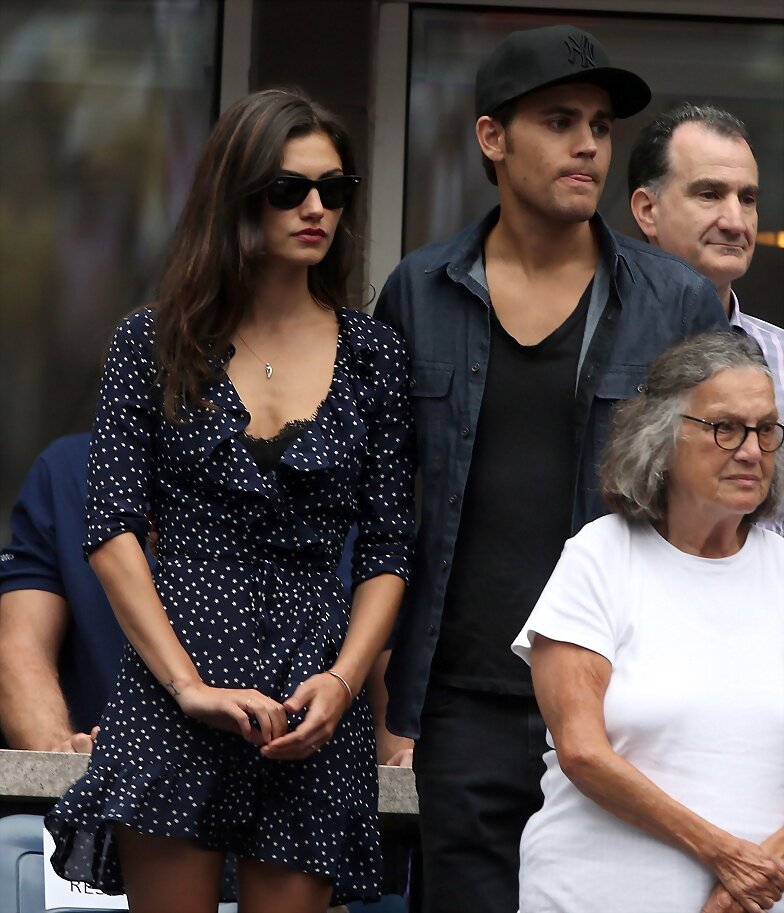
[45,89,415,913]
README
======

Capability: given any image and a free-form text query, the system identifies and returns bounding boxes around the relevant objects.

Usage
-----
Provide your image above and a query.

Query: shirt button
[427,624,436,635]
[471,362,480,373]
[448,494,458,504]
[410,378,417,389]
[440,559,448,570]
[461,427,470,437]
[636,383,647,393]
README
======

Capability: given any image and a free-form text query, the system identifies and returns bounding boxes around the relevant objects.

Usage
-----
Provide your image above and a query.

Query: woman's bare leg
[238,857,333,913]
[114,824,224,913]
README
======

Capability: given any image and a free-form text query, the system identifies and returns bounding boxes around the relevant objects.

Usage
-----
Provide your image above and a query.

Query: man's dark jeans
[413,686,548,913]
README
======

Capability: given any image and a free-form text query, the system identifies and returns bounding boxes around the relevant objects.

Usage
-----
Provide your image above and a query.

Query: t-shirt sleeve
[511,516,628,667]
[84,310,159,556]
[0,451,63,596]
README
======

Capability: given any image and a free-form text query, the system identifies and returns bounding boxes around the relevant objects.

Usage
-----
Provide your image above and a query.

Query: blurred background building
[1,0,782,540]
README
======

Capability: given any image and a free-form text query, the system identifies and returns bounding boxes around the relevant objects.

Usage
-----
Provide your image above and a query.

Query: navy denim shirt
[375,207,727,738]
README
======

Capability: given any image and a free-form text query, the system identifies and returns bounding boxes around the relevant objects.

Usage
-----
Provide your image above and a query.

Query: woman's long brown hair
[154,88,359,420]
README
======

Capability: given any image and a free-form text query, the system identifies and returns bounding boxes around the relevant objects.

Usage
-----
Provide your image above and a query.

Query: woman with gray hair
[512,331,784,913]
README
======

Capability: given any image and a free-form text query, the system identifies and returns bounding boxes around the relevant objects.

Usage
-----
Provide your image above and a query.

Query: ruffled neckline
[186,309,388,551]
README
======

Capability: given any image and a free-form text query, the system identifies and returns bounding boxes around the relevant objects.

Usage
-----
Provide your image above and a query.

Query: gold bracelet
[327,670,353,704]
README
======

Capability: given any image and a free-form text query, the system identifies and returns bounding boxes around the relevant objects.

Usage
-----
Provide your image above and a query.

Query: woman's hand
[709,834,784,912]
[261,672,351,761]
[701,883,744,913]
[175,682,288,748]
[703,830,784,912]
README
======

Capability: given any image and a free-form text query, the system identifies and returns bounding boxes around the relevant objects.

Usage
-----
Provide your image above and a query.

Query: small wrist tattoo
[164,680,181,697]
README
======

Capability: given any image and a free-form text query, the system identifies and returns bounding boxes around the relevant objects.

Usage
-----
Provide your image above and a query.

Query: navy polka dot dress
[45,307,415,905]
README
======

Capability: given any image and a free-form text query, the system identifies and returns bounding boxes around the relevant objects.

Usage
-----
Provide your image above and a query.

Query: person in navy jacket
[376,26,726,913]
[0,433,125,751]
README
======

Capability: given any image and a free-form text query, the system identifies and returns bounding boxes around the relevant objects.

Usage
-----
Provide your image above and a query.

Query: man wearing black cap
[375,25,726,913]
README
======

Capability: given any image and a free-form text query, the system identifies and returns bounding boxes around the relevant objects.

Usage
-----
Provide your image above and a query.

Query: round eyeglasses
[679,414,784,452]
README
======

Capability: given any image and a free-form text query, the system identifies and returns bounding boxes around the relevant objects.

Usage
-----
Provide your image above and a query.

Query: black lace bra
[240,419,312,475]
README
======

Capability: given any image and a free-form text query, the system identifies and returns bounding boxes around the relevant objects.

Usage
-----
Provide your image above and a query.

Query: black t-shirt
[430,282,591,695]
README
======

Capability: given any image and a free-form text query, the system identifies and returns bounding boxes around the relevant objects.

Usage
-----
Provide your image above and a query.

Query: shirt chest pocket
[410,361,455,461]
[594,366,649,402]
[591,365,649,456]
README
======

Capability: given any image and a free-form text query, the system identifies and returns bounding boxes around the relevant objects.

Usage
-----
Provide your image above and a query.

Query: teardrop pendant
[265,363,273,380]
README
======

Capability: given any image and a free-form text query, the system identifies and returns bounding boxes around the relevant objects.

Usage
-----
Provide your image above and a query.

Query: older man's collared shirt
[729,291,784,536]
[376,207,727,738]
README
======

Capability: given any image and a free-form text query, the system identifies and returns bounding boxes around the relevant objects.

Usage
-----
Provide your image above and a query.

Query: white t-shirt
[512,514,784,913]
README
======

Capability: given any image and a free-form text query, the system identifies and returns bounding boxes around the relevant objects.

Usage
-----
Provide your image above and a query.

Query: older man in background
[629,102,784,534]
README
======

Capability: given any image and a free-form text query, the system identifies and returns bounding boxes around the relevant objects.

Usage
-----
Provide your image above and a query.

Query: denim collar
[424,206,633,382]
[423,205,636,287]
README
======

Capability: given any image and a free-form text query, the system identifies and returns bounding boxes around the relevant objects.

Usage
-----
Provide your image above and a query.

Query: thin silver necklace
[236,330,273,380]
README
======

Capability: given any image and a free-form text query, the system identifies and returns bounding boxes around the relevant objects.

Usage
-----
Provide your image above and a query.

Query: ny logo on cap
[565,33,596,69]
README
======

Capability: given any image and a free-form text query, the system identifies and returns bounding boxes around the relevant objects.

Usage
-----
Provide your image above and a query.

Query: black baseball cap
[475,25,651,119]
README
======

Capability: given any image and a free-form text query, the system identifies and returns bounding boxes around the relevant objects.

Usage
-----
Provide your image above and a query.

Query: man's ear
[476,115,506,164]
[630,186,659,241]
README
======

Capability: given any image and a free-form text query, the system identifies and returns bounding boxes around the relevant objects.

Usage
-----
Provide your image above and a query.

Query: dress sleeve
[352,330,416,587]
[0,451,63,596]
[511,517,628,667]
[83,310,159,556]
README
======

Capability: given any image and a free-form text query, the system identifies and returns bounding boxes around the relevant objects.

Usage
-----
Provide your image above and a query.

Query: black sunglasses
[265,174,361,210]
